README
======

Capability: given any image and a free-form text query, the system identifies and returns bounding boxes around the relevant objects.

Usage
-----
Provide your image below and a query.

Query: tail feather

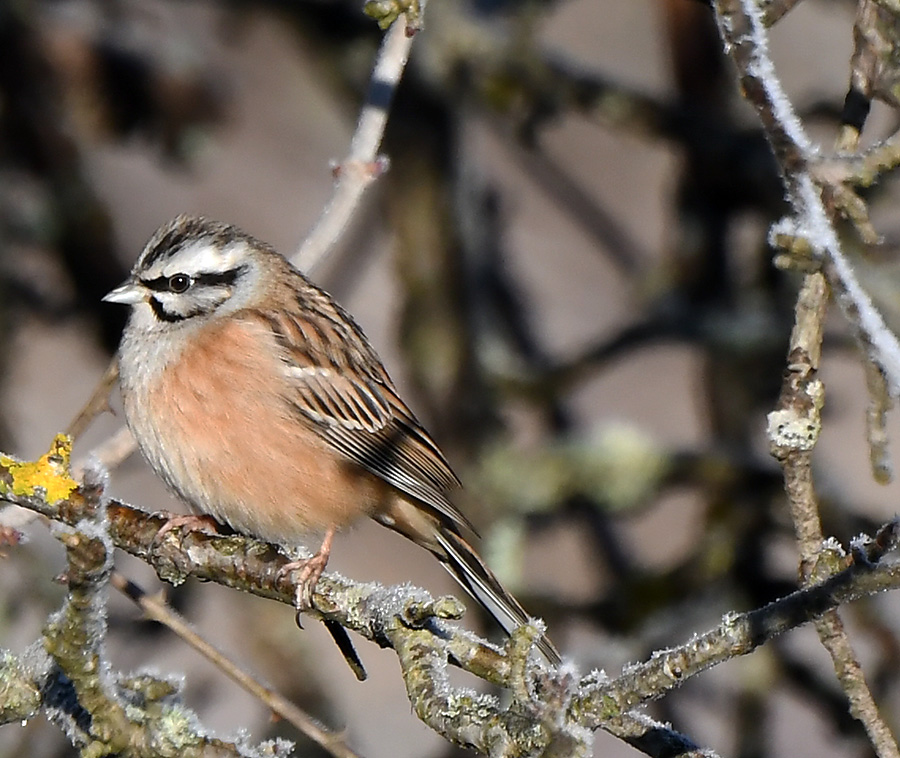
[435,529,561,665]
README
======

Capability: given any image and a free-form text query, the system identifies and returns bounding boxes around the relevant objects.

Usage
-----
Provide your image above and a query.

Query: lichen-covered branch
[4,437,900,756]
[767,271,828,568]
[36,460,268,757]
[576,521,900,724]
[0,650,42,725]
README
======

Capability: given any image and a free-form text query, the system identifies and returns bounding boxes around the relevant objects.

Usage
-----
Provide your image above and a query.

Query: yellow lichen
[0,434,77,503]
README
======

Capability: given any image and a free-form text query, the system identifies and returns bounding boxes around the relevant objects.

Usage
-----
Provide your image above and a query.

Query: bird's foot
[153,512,221,543]
[276,528,335,610]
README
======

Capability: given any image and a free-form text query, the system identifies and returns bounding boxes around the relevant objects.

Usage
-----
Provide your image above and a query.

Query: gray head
[104,215,274,328]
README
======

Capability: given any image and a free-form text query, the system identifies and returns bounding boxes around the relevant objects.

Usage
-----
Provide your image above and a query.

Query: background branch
[295,3,425,274]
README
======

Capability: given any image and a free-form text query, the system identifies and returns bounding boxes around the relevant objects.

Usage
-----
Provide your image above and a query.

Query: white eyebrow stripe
[166,240,248,276]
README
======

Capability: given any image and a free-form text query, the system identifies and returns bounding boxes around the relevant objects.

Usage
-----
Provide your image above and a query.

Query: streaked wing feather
[315,405,472,533]
[253,303,471,533]
[289,366,391,432]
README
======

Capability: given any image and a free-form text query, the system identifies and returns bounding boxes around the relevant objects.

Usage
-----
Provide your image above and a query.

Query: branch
[0,437,590,756]
[760,0,805,25]
[6,437,900,756]
[294,2,425,274]
[575,521,900,724]
[768,272,900,758]
[37,459,269,757]
[715,4,900,754]
[0,650,42,725]
[714,0,900,399]
[110,572,360,758]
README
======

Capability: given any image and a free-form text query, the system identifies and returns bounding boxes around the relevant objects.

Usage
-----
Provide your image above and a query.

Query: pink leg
[276,527,336,610]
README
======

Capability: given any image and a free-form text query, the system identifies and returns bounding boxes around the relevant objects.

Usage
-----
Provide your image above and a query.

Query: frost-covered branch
[5,439,900,756]
[715,4,900,753]
[0,650,42,725]
[577,520,900,723]
[30,459,270,757]
[714,0,900,398]
[110,572,361,758]
[768,271,899,758]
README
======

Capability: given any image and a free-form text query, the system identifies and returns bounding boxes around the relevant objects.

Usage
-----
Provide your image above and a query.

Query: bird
[104,214,559,664]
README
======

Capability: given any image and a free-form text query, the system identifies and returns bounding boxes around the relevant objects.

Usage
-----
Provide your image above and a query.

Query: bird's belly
[121,321,386,546]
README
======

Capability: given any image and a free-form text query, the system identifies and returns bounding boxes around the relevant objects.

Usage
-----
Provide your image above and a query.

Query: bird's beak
[103,281,145,305]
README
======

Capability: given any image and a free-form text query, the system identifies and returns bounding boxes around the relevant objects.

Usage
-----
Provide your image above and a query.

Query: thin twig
[812,128,900,188]
[67,356,136,480]
[73,425,137,479]
[66,357,119,441]
[295,5,427,274]
[110,572,362,758]
[760,0,806,26]
[864,360,893,483]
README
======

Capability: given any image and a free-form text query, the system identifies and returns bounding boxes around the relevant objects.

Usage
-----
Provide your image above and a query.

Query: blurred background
[2,0,900,756]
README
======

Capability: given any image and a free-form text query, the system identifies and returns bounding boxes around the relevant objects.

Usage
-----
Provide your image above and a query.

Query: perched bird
[104,215,559,664]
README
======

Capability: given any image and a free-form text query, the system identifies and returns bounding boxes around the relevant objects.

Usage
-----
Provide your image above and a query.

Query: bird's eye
[168,274,191,293]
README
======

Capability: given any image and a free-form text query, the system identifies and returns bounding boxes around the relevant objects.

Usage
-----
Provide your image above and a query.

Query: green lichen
[156,705,204,750]
[363,0,421,30]
[0,650,41,722]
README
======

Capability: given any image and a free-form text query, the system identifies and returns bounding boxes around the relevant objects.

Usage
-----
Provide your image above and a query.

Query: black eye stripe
[142,276,175,292]
[140,265,245,293]
[195,267,245,287]
[148,296,211,323]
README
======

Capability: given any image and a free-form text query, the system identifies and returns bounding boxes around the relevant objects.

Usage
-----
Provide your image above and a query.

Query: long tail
[434,528,561,665]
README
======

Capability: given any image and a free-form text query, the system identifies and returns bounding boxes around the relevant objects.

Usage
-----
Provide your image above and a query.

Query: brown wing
[248,293,471,534]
